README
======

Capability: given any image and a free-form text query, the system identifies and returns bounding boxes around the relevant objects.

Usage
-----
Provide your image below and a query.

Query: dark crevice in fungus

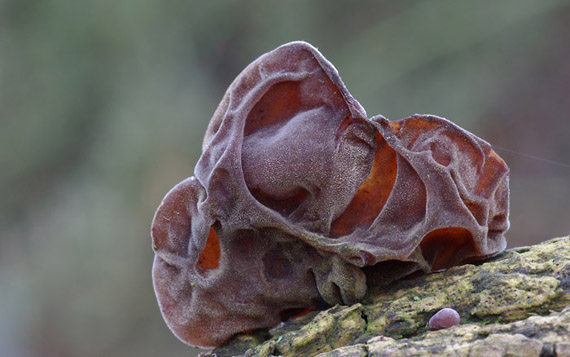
[363,260,424,287]
[330,282,343,304]
[278,307,317,322]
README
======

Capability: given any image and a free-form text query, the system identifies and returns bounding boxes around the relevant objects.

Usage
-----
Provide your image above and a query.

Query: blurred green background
[1,1,569,356]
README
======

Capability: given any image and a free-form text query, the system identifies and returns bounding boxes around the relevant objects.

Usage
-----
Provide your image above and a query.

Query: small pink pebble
[428,308,460,330]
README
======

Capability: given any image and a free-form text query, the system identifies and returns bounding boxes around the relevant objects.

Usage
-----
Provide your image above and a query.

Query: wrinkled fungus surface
[151,41,510,348]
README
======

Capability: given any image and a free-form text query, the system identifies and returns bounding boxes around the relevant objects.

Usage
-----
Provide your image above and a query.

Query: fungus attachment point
[151,41,509,348]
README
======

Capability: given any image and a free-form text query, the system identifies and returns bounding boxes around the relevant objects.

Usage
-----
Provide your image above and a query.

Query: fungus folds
[151,41,509,348]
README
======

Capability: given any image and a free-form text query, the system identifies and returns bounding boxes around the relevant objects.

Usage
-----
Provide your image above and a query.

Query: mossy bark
[206,236,570,356]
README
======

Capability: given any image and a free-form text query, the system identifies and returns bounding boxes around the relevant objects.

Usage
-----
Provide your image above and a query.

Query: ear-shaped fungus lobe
[375,115,509,269]
[152,178,329,348]
[151,41,510,348]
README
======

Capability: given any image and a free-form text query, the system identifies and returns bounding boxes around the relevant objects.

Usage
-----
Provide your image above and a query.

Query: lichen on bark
[206,236,570,356]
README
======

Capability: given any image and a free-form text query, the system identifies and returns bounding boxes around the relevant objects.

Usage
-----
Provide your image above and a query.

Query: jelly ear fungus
[151,41,509,348]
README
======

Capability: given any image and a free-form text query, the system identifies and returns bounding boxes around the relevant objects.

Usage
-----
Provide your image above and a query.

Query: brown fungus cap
[151,41,509,348]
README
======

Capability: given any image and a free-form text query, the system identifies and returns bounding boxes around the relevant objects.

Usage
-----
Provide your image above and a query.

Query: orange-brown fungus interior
[388,118,439,145]
[196,226,221,270]
[474,148,509,197]
[420,227,476,271]
[331,132,397,236]
[243,81,301,137]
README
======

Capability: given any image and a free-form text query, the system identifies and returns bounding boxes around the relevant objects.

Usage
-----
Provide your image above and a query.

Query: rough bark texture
[205,236,570,356]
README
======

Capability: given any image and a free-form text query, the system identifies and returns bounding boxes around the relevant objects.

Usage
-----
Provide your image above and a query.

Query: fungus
[151,41,510,348]
[429,308,461,330]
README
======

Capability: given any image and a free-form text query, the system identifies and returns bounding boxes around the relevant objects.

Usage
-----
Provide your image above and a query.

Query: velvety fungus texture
[151,41,510,348]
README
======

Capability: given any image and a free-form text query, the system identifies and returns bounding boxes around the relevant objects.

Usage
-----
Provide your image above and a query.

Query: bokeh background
[1,1,569,356]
